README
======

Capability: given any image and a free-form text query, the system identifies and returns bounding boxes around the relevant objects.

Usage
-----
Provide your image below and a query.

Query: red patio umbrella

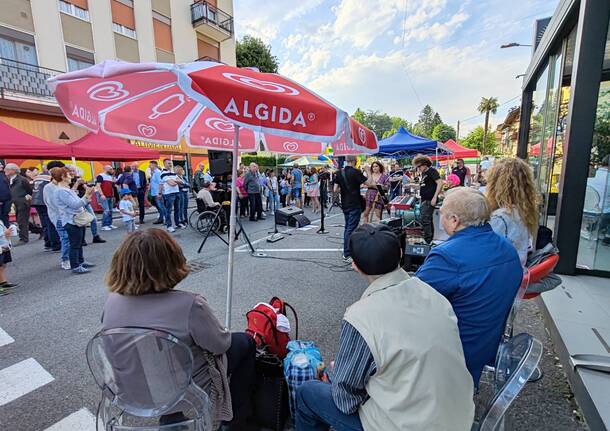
[0,121,72,159]
[68,132,161,161]
[48,60,376,326]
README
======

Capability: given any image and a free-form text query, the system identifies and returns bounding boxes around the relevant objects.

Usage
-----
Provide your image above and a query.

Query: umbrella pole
[225,125,240,329]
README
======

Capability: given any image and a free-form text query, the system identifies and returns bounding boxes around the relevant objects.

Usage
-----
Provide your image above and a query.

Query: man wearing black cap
[295,224,474,431]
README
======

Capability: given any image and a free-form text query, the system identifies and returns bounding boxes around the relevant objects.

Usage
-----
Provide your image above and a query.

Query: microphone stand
[317,177,329,234]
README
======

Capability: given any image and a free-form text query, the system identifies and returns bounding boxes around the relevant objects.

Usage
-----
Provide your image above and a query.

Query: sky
[233,0,558,135]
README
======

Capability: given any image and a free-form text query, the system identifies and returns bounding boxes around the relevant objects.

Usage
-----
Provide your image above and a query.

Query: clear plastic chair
[86,327,213,430]
[474,333,543,431]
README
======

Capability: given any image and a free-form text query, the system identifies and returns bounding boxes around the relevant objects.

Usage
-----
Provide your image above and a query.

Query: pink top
[236,176,247,196]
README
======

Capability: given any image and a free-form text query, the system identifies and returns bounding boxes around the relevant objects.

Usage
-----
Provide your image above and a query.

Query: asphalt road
[0,205,588,430]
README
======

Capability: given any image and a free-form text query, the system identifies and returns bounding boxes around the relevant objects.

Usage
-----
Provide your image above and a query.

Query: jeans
[179,191,189,224]
[153,195,166,222]
[0,200,10,227]
[163,193,178,228]
[64,223,85,269]
[85,203,98,237]
[295,380,363,431]
[33,205,58,248]
[267,191,280,213]
[136,189,146,223]
[124,219,135,232]
[56,220,70,263]
[248,193,263,220]
[239,196,249,217]
[342,207,362,258]
[225,333,256,425]
[99,195,114,227]
[420,200,435,244]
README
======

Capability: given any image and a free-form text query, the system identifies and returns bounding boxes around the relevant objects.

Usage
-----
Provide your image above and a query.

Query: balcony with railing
[191,1,234,42]
[0,57,61,104]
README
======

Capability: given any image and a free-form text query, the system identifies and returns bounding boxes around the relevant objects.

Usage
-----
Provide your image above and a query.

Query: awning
[377,127,439,156]
[68,132,161,161]
[0,121,72,159]
[434,139,480,160]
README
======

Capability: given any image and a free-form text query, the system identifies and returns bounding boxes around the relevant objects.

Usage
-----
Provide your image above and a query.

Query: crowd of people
[1,152,544,429]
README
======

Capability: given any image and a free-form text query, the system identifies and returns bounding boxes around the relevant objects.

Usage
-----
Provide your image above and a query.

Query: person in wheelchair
[196,182,229,233]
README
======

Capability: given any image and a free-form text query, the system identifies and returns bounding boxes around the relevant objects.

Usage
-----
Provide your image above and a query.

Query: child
[119,191,136,233]
[0,221,17,296]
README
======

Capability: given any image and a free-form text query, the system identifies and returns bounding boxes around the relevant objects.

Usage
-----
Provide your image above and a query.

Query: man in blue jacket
[416,187,522,385]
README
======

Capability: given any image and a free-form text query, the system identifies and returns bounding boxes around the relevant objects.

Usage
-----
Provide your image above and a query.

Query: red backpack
[246,297,298,359]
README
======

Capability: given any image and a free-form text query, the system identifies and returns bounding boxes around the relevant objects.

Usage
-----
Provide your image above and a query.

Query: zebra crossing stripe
[0,327,14,347]
[45,408,98,431]
[0,358,54,406]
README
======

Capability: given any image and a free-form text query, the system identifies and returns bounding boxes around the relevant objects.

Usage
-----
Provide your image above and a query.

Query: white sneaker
[61,260,71,270]
[101,226,112,231]
[167,226,176,233]
[110,225,119,229]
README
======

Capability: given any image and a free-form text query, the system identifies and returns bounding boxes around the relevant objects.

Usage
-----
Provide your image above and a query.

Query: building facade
[517,0,610,277]
[0,0,235,174]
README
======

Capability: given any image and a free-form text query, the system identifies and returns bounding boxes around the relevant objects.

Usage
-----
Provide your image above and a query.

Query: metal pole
[225,125,240,329]
[456,120,460,141]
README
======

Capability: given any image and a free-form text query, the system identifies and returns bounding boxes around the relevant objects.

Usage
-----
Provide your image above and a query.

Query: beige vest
[344,269,474,431]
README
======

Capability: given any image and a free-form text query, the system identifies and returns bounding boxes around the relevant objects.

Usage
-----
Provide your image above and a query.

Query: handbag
[73,209,95,227]
[253,349,290,431]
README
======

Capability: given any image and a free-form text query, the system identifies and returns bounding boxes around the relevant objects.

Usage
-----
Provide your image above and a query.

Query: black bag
[536,225,553,250]
[252,349,290,431]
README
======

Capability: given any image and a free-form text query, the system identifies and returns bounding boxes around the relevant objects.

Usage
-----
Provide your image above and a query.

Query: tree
[416,105,435,137]
[462,126,498,155]
[477,97,499,154]
[431,112,443,131]
[382,116,412,139]
[236,35,279,73]
[431,123,457,142]
[351,109,393,139]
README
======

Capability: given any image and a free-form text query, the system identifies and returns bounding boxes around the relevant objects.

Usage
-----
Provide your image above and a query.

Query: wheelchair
[190,198,230,236]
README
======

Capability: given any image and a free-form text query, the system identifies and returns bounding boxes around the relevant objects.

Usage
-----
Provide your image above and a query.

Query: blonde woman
[485,157,540,266]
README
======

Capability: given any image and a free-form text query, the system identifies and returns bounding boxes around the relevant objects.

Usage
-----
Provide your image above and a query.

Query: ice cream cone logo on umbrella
[87,81,129,101]
[283,141,299,152]
[358,126,367,144]
[205,116,235,133]
[222,73,300,96]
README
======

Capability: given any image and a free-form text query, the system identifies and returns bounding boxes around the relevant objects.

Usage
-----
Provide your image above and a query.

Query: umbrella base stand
[267,232,285,243]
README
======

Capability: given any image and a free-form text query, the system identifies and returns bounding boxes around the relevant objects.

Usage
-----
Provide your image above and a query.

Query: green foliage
[593,87,610,165]
[382,116,412,139]
[431,123,457,142]
[350,109,393,139]
[241,155,277,170]
[236,35,279,73]
[477,96,500,154]
[462,126,498,155]
[416,105,435,137]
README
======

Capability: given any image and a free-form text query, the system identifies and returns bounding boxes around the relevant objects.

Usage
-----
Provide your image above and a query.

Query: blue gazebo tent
[377,127,439,157]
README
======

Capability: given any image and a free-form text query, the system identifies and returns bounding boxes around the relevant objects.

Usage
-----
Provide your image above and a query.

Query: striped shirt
[331,321,377,415]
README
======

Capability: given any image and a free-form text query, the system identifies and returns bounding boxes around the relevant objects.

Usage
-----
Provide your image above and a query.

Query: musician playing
[362,161,389,223]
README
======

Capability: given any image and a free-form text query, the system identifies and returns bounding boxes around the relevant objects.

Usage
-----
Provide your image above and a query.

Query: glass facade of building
[519,1,610,277]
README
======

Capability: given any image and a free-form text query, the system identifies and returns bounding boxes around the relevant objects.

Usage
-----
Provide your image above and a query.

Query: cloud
[306,45,526,129]
[332,0,403,48]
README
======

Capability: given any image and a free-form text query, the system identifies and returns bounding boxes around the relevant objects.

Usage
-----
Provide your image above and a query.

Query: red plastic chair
[522,254,560,300]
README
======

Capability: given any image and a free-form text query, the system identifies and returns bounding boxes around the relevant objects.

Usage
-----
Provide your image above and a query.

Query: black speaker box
[275,206,304,225]
[208,150,232,176]
[291,214,311,227]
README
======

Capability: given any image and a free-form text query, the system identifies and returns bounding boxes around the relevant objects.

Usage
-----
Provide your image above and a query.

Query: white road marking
[0,358,55,406]
[45,408,98,431]
[237,248,343,253]
[0,327,14,347]
[235,213,342,251]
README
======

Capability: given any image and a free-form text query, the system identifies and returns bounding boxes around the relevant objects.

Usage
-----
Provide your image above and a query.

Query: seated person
[295,224,474,431]
[101,229,255,430]
[416,187,522,385]
[196,181,220,210]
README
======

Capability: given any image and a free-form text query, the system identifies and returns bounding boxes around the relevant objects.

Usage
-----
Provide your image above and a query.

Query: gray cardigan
[102,290,232,424]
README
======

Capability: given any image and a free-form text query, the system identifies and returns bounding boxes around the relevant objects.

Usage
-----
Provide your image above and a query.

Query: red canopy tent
[68,132,161,161]
[0,121,72,159]
[434,139,480,160]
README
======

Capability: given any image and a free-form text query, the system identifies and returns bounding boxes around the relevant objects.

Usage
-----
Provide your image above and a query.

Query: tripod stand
[317,177,330,234]
[197,204,255,254]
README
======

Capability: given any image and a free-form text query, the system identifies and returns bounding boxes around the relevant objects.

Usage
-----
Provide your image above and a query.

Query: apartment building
[0,0,235,145]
